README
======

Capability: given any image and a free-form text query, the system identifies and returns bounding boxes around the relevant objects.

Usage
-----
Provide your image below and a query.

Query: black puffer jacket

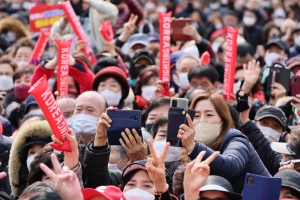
[241,121,282,176]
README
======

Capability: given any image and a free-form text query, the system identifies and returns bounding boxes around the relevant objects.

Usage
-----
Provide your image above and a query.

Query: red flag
[60,1,97,64]
[158,11,172,96]
[223,26,238,101]
[29,75,71,152]
[199,51,210,65]
[56,40,71,98]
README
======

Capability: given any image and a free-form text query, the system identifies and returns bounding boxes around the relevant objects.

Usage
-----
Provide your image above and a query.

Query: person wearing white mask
[254,105,286,143]
[13,38,35,68]
[177,93,271,193]
[72,91,107,159]
[92,66,130,109]
[264,38,288,67]
[0,57,17,103]
[289,23,300,58]
[134,66,160,110]
[273,8,286,28]
[175,54,199,96]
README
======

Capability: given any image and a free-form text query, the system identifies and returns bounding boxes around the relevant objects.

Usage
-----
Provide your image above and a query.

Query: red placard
[57,40,71,98]
[223,26,238,101]
[159,11,172,96]
[199,51,210,65]
[60,1,97,64]
[29,32,49,62]
[29,4,63,33]
[100,21,114,42]
[29,75,71,152]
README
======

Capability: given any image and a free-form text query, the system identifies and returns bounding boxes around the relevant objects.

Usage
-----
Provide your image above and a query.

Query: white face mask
[221,0,228,5]
[141,86,156,102]
[153,141,182,163]
[0,75,13,91]
[178,72,190,89]
[145,2,155,10]
[71,114,98,136]
[124,188,155,200]
[257,125,281,143]
[265,52,280,67]
[294,36,300,47]
[212,42,221,53]
[108,163,119,171]
[157,6,167,13]
[99,90,122,106]
[274,18,284,27]
[28,109,43,115]
[7,31,17,42]
[172,74,181,87]
[66,117,73,127]
[182,45,199,58]
[17,60,28,68]
[243,17,256,26]
[27,154,37,171]
[215,23,223,30]
[209,3,220,10]
[194,122,223,145]
[234,80,242,95]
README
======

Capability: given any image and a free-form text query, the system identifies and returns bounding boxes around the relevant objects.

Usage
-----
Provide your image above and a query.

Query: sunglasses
[280,159,300,167]
[199,198,229,200]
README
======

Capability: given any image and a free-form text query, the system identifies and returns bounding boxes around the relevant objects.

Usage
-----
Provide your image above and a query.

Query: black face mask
[129,64,146,79]
[146,123,154,132]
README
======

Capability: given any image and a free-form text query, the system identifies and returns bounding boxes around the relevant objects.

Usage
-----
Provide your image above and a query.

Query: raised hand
[119,128,147,162]
[270,82,286,106]
[119,14,138,42]
[40,153,83,200]
[177,114,196,153]
[146,139,169,193]
[182,25,202,43]
[184,151,220,200]
[95,107,118,146]
[242,60,260,93]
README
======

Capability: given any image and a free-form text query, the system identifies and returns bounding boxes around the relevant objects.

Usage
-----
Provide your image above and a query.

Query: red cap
[82,185,126,200]
[210,28,227,42]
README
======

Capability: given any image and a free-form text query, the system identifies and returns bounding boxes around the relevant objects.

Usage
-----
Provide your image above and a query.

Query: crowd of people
[0,0,300,199]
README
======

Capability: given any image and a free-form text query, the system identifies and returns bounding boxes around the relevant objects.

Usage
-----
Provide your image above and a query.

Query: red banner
[223,26,238,101]
[159,11,172,96]
[199,51,210,65]
[29,32,49,62]
[100,21,114,41]
[57,40,71,98]
[60,1,97,64]
[29,75,71,152]
[29,4,63,33]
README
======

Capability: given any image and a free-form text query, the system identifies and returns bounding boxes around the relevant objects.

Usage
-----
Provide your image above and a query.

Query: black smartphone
[167,107,196,147]
[107,110,143,145]
[266,67,290,97]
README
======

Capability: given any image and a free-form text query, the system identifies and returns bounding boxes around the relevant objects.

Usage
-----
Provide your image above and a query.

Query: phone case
[167,107,196,147]
[266,67,290,97]
[170,97,189,108]
[291,76,300,104]
[107,110,143,145]
[242,173,281,200]
[171,19,192,41]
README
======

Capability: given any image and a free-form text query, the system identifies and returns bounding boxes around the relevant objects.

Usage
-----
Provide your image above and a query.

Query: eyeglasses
[280,159,300,167]
[199,198,229,200]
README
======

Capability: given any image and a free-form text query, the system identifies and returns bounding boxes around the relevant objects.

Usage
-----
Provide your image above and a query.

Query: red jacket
[30,58,95,93]
[112,0,143,33]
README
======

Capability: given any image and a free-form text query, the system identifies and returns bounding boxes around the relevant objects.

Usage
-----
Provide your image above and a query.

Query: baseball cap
[147,32,159,42]
[254,105,287,127]
[122,160,147,178]
[274,170,300,194]
[128,34,149,49]
[266,38,288,52]
[82,186,126,200]
[132,49,155,65]
[200,176,242,200]
[287,56,300,70]
[271,142,300,158]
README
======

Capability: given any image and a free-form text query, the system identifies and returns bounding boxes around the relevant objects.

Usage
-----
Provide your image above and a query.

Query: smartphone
[107,110,143,145]
[170,97,189,108]
[242,173,281,200]
[171,18,193,41]
[62,34,77,55]
[266,67,290,97]
[167,107,196,147]
[291,76,300,104]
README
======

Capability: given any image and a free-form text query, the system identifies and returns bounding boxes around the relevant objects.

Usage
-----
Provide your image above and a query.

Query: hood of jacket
[8,120,53,197]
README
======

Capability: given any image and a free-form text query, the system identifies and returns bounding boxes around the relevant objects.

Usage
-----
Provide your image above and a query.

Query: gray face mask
[71,114,98,136]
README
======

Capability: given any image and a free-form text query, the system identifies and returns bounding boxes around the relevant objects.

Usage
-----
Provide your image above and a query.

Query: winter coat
[188,128,271,193]
[8,121,53,199]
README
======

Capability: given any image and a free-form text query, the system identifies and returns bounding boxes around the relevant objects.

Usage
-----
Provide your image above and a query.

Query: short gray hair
[176,54,199,71]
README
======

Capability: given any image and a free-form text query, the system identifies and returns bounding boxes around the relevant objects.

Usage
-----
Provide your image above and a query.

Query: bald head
[57,98,76,119]
[74,91,107,117]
